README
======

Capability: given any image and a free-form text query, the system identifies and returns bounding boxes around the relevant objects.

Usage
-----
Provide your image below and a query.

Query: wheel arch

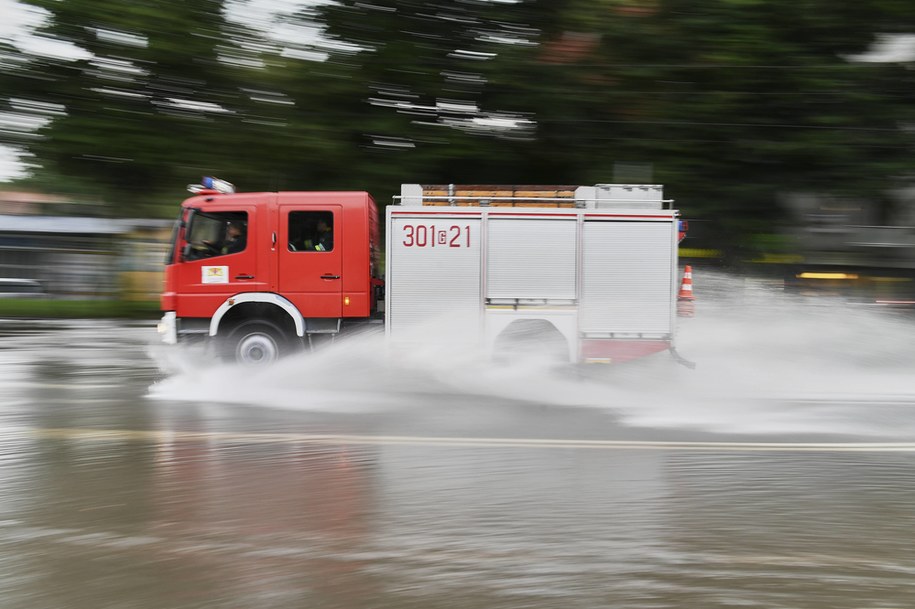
[490,317,575,363]
[209,293,304,338]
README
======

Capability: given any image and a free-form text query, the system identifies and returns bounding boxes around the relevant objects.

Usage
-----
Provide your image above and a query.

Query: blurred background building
[0,190,170,300]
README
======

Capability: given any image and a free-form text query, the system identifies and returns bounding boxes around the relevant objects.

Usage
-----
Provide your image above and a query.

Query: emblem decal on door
[201,266,229,284]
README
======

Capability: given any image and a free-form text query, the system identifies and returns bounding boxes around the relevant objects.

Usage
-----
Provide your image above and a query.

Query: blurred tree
[308,0,915,248]
[1,0,252,215]
[635,0,915,252]
[1,0,913,243]
[485,0,915,252]
[308,0,543,200]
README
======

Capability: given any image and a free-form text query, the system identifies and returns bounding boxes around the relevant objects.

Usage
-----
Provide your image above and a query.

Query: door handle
[320,274,341,280]
[235,274,255,280]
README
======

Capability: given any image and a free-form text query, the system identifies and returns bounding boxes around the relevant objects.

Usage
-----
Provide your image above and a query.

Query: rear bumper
[580,338,671,364]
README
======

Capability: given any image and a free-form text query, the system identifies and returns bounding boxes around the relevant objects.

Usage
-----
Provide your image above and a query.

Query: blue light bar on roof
[187,176,236,195]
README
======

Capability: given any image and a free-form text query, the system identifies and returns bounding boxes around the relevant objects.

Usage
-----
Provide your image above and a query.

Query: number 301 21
[402,225,471,248]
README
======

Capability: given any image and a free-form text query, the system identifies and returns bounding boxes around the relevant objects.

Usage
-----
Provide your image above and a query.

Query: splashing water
[148,271,915,439]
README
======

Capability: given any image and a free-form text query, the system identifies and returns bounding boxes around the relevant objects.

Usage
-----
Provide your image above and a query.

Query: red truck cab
[160,179,382,363]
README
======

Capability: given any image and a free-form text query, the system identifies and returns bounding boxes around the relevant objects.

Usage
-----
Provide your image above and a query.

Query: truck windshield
[164,209,185,265]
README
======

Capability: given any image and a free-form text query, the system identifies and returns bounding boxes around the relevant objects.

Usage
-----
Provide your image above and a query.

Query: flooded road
[2,273,915,608]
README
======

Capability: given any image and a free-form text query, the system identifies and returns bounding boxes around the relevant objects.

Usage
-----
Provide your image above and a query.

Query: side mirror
[180,208,198,262]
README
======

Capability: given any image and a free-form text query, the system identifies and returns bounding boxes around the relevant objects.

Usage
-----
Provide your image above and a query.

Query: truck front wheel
[224,320,286,365]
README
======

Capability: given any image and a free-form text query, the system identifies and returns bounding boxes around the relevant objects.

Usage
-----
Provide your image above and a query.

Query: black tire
[223,320,286,365]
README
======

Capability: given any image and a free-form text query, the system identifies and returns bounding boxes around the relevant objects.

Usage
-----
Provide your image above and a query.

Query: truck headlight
[157,311,177,345]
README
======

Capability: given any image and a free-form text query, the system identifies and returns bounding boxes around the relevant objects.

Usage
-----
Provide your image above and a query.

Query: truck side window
[185,211,248,260]
[288,211,334,252]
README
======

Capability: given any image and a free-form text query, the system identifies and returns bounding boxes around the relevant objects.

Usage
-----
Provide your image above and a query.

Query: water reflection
[1,316,915,608]
[7,433,915,608]
[0,432,378,608]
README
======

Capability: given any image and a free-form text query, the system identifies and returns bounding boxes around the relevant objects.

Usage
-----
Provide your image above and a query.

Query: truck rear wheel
[224,320,286,365]
[493,319,569,365]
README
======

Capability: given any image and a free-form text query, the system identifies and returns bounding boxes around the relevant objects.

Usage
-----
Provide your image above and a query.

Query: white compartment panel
[387,216,482,338]
[580,221,673,334]
[487,219,577,300]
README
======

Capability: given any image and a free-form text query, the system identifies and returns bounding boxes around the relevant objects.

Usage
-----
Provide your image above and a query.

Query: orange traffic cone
[678,265,695,301]
[677,266,695,317]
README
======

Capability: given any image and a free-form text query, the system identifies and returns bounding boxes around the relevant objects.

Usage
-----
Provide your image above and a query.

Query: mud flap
[669,345,696,369]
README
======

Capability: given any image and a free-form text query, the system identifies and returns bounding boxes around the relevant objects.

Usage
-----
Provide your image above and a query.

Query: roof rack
[396,184,672,209]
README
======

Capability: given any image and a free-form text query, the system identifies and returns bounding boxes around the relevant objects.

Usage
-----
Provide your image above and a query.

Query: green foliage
[0,0,913,247]
[0,298,160,319]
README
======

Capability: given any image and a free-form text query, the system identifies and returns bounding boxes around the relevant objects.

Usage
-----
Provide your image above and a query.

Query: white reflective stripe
[209,293,305,337]
[23,428,915,453]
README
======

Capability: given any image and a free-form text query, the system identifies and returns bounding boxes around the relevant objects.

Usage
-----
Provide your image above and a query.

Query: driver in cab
[220,220,246,254]
[200,220,246,256]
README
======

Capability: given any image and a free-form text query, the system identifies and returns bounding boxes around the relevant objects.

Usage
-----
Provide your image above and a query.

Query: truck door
[175,203,266,317]
[278,206,344,318]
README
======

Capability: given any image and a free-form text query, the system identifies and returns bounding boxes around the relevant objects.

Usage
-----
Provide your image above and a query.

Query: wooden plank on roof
[416,184,581,206]
[513,190,574,198]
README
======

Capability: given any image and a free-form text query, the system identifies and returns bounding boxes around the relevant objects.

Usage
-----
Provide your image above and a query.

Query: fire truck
[158,178,688,365]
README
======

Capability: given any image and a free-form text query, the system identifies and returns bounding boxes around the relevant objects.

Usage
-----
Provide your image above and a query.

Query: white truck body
[385,184,680,364]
